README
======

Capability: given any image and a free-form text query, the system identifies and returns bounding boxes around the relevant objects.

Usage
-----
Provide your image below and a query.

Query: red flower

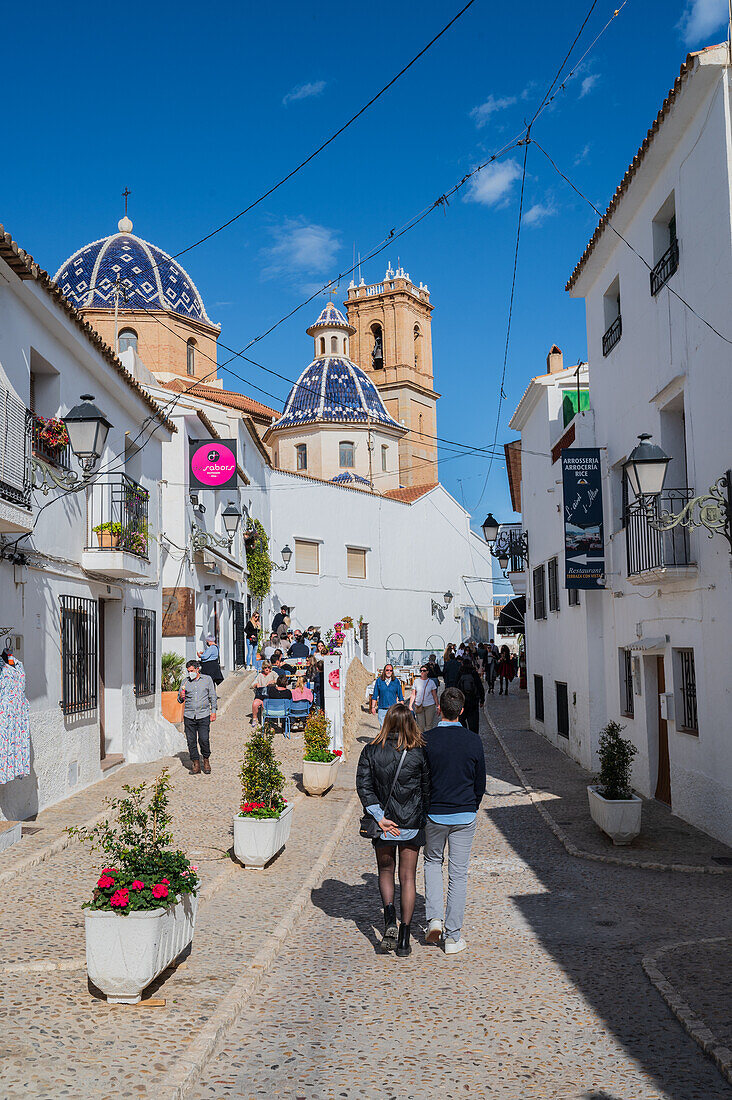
[101,868,116,876]
[160,879,170,884]
[97,874,115,889]
[152,883,169,900]
[110,889,129,908]
[130,880,144,892]
[334,750,343,757]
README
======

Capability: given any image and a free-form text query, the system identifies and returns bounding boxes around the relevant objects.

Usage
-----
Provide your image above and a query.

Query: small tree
[239,726,286,816]
[161,651,185,692]
[303,709,335,763]
[597,721,638,800]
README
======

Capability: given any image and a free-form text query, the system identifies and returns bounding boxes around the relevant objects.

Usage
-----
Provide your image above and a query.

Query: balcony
[31,414,72,469]
[625,488,696,582]
[82,473,152,579]
[602,314,622,357]
[0,388,33,534]
[650,239,679,296]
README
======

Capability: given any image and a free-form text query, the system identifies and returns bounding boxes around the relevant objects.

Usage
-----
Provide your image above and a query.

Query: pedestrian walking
[497,645,515,696]
[425,653,442,683]
[244,612,261,669]
[484,646,498,694]
[356,703,431,958]
[442,643,456,666]
[443,648,462,689]
[272,605,290,640]
[408,664,439,732]
[178,660,217,774]
[457,658,484,733]
[371,664,404,726]
[198,636,224,685]
[423,687,486,955]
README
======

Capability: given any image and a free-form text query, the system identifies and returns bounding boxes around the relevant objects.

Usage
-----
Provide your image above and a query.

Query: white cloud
[463,159,523,206]
[579,73,600,98]
[469,94,517,128]
[523,201,557,227]
[282,80,327,106]
[574,143,591,165]
[262,218,340,280]
[678,0,727,44]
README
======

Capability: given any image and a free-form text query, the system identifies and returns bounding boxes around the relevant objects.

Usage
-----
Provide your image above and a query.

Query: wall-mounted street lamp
[191,501,242,553]
[271,544,293,571]
[430,590,453,616]
[481,513,529,571]
[32,393,114,496]
[625,434,731,553]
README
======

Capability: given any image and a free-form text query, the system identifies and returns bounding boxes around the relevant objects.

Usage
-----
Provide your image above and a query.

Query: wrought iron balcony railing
[650,239,679,296]
[86,473,150,559]
[602,314,622,356]
[625,488,694,576]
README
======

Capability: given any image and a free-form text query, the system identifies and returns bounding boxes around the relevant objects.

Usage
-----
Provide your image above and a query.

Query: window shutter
[347,548,366,579]
[295,539,319,574]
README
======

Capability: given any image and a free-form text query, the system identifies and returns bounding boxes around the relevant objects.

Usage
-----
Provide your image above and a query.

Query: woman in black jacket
[356,704,431,958]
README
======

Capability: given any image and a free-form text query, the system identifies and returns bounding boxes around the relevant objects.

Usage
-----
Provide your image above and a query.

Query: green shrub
[239,726,286,817]
[245,519,272,600]
[303,709,337,763]
[597,721,638,800]
[161,651,185,692]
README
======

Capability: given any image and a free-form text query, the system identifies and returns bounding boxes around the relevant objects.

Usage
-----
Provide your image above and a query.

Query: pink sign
[189,439,237,491]
[328,669,340,690]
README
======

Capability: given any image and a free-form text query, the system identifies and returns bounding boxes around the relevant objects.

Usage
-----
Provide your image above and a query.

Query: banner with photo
[561,448,605,589]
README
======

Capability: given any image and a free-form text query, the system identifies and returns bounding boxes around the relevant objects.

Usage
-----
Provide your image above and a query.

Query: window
[134,608,156,697]
[319,337,325,355]
[619,648,634,717]
[602,278,621,356]
[534,675,544,722]
[60,595,98,715]
[675,648,698,733]
[343,337,348,354]
[555,681,569,737]
[381,445,388,472]
[371,323,384,368]
[347,547,367,579]
[186,338,196,376]
[296,444,307,471]
[118,328,138,353]
[295,539,319,575]
[414,323,421,368]
[548,557,559,613]
[339,441,355,468]
[533,565,546,620]
[568,587,580,607]
[331,335,338,353]
[651,193,679,295]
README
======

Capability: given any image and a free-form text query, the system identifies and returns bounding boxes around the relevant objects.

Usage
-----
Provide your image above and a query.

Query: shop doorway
[654,655,671,805]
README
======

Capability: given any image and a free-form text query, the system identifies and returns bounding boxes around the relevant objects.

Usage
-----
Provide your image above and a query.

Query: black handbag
[359,749,408,839]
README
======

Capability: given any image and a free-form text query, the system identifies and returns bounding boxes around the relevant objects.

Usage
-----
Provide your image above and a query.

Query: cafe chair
[262,698,291,738]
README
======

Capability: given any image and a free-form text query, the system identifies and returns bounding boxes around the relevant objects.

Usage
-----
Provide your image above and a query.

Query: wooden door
[98,600,106,761]
[654,655,671,805]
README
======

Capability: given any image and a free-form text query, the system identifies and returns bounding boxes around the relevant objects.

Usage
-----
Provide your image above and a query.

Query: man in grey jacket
[178,660,217,774]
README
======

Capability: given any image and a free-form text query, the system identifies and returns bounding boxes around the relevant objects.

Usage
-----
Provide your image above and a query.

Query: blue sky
[3,0,728,564]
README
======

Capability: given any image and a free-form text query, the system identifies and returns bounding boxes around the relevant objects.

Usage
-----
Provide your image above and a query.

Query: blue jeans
[378,708,389,727]
[245,638,258,667]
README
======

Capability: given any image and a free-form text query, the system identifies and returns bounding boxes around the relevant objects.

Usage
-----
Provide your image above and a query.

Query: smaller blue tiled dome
[306,302,355,335]
[332,472,371,485]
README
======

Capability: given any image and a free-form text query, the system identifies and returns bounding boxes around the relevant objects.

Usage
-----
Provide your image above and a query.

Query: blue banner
[561,448,605,589]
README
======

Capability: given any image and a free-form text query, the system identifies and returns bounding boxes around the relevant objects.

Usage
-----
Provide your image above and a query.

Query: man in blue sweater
[422,686,486,955]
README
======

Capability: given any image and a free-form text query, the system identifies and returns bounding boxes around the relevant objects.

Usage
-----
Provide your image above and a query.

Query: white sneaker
[425,919,443,944]
[444,936,466,955]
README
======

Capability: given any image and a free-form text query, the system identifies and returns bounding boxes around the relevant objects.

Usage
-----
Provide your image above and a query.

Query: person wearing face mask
[370,665,404,727]
[178,660,217,775]
[0,648,31,785]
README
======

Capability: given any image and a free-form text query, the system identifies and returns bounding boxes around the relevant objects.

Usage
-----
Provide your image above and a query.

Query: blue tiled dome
[331,472,371,485]
[53,221,215,326]
[306,302,355,335]
[273,354,401,429]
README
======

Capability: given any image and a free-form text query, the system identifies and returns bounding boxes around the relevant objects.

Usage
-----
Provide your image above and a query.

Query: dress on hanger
[0,659,31,784]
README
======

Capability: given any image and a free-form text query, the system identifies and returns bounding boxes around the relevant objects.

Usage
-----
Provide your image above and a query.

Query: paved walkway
[188,696,731,1100]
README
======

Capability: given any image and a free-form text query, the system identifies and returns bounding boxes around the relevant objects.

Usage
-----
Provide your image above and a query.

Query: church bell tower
[345,264,439,488]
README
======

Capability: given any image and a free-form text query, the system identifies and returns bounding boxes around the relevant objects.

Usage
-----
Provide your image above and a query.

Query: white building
[0,226,181,823]
[508,45,732,845]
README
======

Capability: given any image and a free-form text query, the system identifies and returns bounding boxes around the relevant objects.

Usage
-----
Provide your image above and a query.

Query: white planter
[85,892,198,1004]
[302,758,339,796]
[587,785,642,845]
[233,801,293,867]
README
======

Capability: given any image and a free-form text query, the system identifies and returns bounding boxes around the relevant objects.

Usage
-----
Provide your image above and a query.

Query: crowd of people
[245,606,326,727]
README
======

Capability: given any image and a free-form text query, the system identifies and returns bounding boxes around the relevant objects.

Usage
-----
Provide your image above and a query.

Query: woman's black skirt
[373,828,425,848]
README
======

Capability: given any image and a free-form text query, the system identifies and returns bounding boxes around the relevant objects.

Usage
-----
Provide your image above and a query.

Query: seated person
[251,663,277,725]
[272,653,295,674]
[291,676,313,703]
[288,631,310,659]
[263,634,278,660]
[266,675,293,701]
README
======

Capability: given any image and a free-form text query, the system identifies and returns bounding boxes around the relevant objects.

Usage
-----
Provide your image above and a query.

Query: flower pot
[233,801,293,868]
[85,893,197,1004]
[587,784,642,845]
[161,691,184,723]
[95,530,121,550]
[302,758,339,796]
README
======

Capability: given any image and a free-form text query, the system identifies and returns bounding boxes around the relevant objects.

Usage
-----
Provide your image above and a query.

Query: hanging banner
[189,438,238,492]
[561,448,605,589]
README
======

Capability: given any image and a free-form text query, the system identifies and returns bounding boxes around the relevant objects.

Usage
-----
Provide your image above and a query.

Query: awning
[497,595,525,635]
[626,636,668,652]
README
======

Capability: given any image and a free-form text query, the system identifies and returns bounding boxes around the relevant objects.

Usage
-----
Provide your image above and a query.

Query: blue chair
[262,698,291,738]
[289,699,311,725]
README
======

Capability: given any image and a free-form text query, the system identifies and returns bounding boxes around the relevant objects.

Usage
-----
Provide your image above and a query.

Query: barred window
[556,681,569,737]
[548,557,559,613]
[619,647,634,717]
[134,608,156,697]
[534,674,544,722]
[568,587,580,607]
[60,595,98,715]
[675,648,698,733]
[533,565,546,620]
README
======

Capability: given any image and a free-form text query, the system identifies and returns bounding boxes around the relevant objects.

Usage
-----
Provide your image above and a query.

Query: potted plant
[161,651,185,723]
[92,521,122,549]
[233,726,292,867]
[67,770,199,1004]
[35,416,69,456]
[121,528,148,557]
[587,721,642,845]
[302,710,342,795]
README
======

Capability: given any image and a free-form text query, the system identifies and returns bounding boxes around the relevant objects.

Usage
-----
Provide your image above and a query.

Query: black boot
[395,922,412,958]
[377,904,398,954]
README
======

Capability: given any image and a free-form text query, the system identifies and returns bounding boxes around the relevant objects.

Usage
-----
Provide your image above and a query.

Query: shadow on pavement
[311,871,427,952]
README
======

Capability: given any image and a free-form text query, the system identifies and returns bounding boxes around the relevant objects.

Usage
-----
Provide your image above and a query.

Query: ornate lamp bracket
[489,529,530,567]
[647,471,732,553]
[31,456,80,497]
[190,523,232,553]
